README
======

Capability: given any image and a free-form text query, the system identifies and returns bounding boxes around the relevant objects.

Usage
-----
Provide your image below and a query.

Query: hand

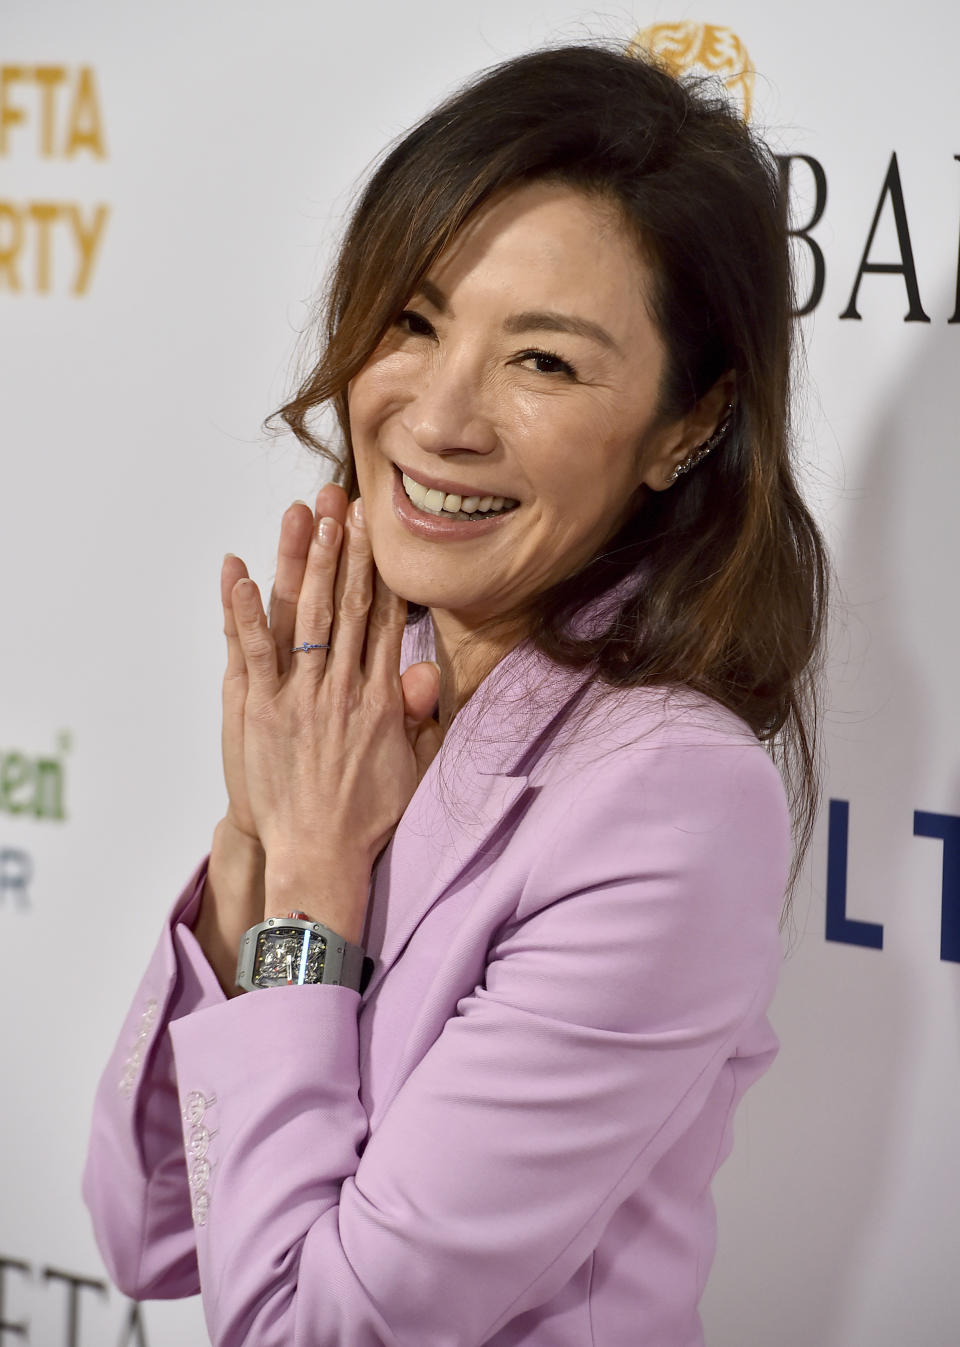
[195,492,348,993]
[218,491,341,843]
[219,487,438,843]
[230,488,442,941]
[196,486,438,990]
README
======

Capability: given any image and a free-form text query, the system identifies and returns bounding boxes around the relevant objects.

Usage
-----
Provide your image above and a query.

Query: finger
[315,481,349,526]
[221,553,250,679]
[365,568,407,688]
[289,512,342,680]
[220,557,250,813]
[268,503,313,677]
[326,498,374,682]
[232,578,280,699]
[412,719,444,782]
[270,488,350,675]
[399,661,441,727]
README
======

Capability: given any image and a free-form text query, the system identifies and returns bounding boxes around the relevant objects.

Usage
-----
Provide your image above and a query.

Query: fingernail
[233,578,257,610]
[318,516,339,546]
[352,498,365,528]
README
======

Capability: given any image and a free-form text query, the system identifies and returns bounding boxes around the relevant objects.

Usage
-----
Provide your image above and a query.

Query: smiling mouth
[399,470,520,521]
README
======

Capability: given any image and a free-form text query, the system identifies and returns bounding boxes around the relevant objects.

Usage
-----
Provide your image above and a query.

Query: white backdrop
[2,3,957,1344]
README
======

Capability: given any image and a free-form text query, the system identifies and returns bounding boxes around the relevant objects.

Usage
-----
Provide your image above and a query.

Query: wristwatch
[236,915,374,994]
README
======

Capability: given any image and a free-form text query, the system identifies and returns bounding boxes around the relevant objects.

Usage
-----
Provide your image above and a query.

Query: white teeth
[400,472,517,519]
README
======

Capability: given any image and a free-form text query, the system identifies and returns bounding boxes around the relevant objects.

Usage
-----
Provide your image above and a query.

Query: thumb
[412,718,444,782]
[400,660,441,727]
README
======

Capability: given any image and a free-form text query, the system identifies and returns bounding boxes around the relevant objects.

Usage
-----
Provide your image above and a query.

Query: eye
[397,309,436,338]
[516,348,578,379]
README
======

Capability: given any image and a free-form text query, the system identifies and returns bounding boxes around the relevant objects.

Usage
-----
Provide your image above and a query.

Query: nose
[400,352,498,458]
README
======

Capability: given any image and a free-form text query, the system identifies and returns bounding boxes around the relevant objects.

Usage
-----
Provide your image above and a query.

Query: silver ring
[291,642,331,654]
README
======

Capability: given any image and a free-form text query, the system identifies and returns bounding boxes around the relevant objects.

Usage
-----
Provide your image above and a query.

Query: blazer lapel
[360,632,596,998]
[361,770,532,998]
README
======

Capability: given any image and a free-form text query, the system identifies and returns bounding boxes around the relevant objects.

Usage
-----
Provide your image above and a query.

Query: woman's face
[347,181,693,627]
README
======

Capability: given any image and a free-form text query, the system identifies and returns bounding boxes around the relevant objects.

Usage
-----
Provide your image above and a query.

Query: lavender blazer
[84,623,789,1346]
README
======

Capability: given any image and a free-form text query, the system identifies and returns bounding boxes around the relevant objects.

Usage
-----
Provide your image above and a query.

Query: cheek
[529,410,646,512]
[345,370,379,436]
[359,348,426,400]
[352,353,434,455]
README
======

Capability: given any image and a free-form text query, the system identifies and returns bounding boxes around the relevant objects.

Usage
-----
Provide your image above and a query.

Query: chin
[370,535,516,622]
[368,552,444,612]
[394,581,475,613]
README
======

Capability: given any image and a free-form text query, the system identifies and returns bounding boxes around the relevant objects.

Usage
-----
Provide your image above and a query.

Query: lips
[393,461,518,507]
[400,472,520,522]
[390,463,518,541]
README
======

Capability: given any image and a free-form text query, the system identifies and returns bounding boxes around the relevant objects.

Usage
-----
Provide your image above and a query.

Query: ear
[639,373,737,493]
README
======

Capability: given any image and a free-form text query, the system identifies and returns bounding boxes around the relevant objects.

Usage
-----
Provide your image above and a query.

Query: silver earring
[668,403,735,484]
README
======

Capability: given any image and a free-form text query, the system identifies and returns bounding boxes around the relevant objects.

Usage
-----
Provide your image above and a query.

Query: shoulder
[534,680,783,803]
[514,681,791,921]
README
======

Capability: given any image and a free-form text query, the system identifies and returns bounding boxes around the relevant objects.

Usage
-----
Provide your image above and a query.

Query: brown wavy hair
[270,43,828,892]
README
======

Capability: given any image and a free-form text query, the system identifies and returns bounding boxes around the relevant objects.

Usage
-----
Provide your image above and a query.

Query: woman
[84,43,826,1346]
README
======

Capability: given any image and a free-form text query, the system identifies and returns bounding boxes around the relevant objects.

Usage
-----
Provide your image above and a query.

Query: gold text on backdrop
[0,65,109,295]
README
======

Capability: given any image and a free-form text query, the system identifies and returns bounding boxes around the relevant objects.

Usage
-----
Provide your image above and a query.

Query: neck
[428,607,526,733]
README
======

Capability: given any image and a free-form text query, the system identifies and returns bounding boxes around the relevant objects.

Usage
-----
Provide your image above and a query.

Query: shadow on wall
[702,288,958,1347]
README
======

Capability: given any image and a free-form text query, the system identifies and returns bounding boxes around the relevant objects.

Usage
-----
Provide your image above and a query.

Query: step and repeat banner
[1,3,957,1344]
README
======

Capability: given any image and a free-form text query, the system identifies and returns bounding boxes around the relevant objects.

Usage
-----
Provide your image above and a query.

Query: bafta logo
[629,23,755,121]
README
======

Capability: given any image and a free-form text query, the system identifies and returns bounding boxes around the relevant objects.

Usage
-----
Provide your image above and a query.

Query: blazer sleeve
[82,859,227,1297]
[156,734,789,1347]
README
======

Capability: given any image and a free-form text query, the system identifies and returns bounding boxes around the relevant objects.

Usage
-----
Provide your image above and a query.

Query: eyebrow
[412,281,620,354]
[503,310,620,353]
[414,279,449,312]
